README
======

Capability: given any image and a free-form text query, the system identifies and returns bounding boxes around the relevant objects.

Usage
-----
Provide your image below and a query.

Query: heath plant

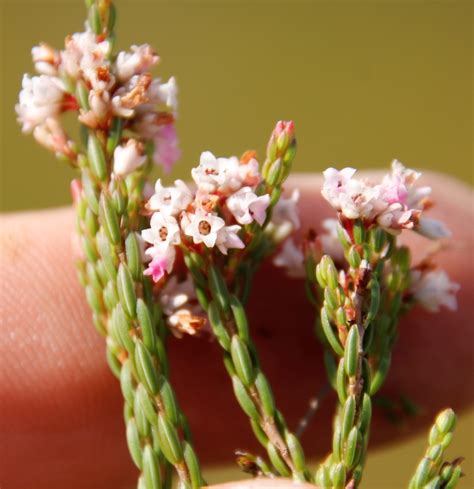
[16,1,464,488]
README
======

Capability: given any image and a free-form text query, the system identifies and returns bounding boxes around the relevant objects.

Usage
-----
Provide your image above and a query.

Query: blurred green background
[0,0,472,487]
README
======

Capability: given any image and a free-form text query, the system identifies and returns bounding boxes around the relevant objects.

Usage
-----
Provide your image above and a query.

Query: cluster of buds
[16,25,179,174]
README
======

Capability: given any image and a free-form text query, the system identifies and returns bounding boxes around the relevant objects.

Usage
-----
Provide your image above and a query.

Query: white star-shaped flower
[216,225,245,255]
[227,187,270,226]
[147,179,193,216]
[142,212,181,250]
[183,210,225,248]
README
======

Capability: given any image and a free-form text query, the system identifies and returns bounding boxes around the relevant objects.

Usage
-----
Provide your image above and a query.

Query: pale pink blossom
[152,124,181,172]
[148,76,178,112]
[191,152,246,194]
[227,187,270,226]
[142,213,181,250]
[113,139,147,176]
[78,89,111,128]
[62,30,111,79]
[216,225,245,255]
[183,210,225,248]
[32,43,60,76]
[191,151,226,192]
[115,44,159,82]
[376,203,417,233]
[16,75,65,132]
[377,173,408,205]
[194,188,219,212]
[147,179,193,216]
[273,239,305,278]
[321,162,447,238]
[32,118,75,158]
[337,178,380,220]
[391,159,421,187]
[111,95,135,118]
[110,74,151,118]
[382,160,431,210]
[271,189,300,230]
[321,167,357,210]
[88,89,109,119]
[410,269,460,312]
[237,157,261,188]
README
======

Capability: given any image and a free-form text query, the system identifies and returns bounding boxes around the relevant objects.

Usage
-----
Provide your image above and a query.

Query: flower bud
[263,120,296,185]
[435,408,456,434]
[113,139,147,176]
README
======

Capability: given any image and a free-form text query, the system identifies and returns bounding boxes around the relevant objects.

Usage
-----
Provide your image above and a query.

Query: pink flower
[32,43,60,76]
[153,124,181,173]
[144,247,176,282]
[144,254,168,282]
[16,75,65,132]
[216,225,245,255]
[61,30,111,80]
[227,187,270,226]
[32,118,75,159]
[115,44,159,82]
[148,76,178,112]
[378,174,408,205]
[337,178,379,220]
[321,167,357,210]
[410,269,460,312]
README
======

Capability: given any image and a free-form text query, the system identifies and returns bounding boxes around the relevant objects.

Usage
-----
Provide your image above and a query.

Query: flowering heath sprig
[296,162,461,488]
[140,123,312,482]
[17,2,203,488]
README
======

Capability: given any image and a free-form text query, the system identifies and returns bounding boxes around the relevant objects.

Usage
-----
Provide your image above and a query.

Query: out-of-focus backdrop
[0,0,472,487]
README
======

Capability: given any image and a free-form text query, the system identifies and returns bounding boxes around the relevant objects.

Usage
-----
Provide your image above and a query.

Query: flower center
[198,220,211,235]
[159,226,168,240]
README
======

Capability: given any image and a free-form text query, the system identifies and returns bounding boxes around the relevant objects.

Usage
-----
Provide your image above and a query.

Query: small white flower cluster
[322,160,450,239]
[16,29,179,174]
[142,151,273,283]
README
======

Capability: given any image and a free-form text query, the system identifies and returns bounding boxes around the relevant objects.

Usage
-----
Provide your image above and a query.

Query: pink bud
[274,120,295,138]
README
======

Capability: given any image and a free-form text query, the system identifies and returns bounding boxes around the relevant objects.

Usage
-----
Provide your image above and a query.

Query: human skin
[0,172,472,489]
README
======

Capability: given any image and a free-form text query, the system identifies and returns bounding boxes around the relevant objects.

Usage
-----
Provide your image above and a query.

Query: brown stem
[248,386,295,472]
